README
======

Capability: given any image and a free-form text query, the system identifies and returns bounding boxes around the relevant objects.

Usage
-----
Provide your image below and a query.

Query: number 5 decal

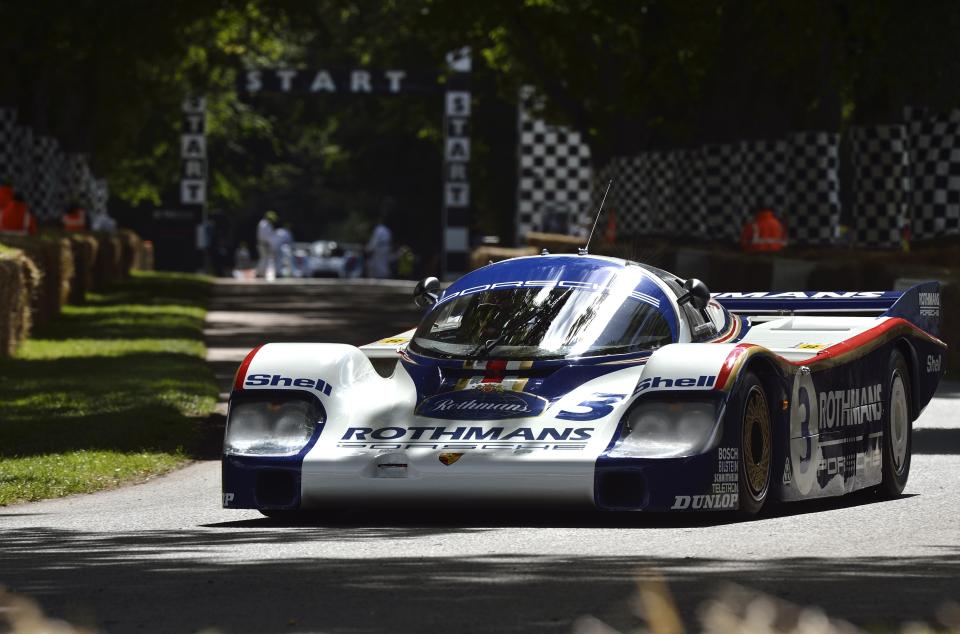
[557,394,626,421]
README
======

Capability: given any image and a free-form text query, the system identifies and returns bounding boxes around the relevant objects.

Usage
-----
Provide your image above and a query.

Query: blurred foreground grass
[1,578,957,634]
[0,271,218,505]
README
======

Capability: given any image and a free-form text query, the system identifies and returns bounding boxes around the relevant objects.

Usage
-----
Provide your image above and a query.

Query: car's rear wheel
[739,372,773,516]
[880,349,912,498]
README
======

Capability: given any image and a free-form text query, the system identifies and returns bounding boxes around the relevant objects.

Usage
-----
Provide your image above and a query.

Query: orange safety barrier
[63,208,86,232]
[0,198,30,233]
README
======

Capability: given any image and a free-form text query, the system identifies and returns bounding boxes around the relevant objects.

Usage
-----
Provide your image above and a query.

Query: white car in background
[291,241,364,278]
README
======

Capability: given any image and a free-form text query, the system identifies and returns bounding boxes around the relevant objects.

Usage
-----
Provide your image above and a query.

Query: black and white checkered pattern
[0,109,18,186]
[0,112,107,221]
[906,109,960,239]
[785,132,840,244]
[65,153,92,208]
[90,178,109,216]
[593,135,840,245]
[673,149,707,237]
[516,89,593,240]
[700,143,743,241]
[594,155,649,236]
[850,125,910,247]
[14,125,35,205]
[516,99,960,247]
[31,135,67,221]
[739,140,789,214]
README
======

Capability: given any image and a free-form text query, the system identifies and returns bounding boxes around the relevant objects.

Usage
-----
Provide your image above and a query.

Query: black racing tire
[737,372,774,516]
[880,349,912,498]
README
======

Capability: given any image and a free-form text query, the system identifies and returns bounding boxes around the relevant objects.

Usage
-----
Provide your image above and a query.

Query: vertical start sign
[180,97,207,206]
[442,48,471,279]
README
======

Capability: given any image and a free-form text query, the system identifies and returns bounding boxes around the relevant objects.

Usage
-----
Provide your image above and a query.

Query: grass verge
[0,271,218,505]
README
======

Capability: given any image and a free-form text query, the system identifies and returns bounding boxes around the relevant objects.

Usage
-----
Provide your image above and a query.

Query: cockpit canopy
[409,255,681,360]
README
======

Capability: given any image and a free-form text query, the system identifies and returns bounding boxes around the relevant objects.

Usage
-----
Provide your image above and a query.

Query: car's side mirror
[413,276,441,308]
[678,278,711,310]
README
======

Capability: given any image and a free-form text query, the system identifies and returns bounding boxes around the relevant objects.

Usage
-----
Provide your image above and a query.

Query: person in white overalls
[365,213,393,279]
[256,210,278,280]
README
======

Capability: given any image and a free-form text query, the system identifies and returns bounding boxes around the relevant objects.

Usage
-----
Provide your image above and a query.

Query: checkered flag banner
[0,113,107,221]
[905,108,960,239]
[0,108,18,186]
[65,153,93,208]
[673,149,707,237]
[594,134,840,245]
[700,143,743,241]
[32,135,67,221]
[850,125,910,248]
[90,178,109,216]
[14,125,35,204]
[785,132,841,245]
[516,86,593,241]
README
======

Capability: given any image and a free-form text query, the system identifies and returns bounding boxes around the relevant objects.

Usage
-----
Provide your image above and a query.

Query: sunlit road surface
[1,279,957,634]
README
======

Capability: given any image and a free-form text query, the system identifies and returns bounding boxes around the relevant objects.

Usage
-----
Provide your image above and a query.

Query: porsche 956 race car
[222,253,946,516]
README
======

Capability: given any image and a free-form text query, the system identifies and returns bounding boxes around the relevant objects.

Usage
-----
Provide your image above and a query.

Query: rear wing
[714,282,941,336]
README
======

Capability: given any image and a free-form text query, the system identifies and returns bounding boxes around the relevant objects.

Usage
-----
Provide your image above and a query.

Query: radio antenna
[582,179,613,255]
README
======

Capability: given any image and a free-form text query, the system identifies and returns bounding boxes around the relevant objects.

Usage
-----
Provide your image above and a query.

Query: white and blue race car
[223,254,946,516]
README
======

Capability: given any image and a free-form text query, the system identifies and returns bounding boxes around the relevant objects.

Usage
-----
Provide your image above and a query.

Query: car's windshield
[410,287,672,360]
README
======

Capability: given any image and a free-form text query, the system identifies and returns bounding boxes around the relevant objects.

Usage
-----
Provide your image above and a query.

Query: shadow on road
[201,488,909,531]
[914,427,960,454]
[1,522,957,633]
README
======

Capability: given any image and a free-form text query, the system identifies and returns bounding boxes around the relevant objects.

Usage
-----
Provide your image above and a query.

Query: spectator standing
[740,207,787,253]
[274,222,294,277]
[365,212,393,278]
[90,209,117,232]
[233,242,253,278]
[256,210,278,280]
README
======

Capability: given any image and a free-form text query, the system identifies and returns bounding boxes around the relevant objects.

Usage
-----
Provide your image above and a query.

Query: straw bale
[91,232,123,289]
[0,235,73,325]
[0,247,40,356]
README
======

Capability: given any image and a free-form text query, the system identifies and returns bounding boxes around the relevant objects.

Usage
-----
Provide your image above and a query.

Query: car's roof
[443,253,678,298]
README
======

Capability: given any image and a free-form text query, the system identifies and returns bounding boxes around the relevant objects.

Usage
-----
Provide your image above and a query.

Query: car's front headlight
[608,398,723,459]
[224,395,322,456]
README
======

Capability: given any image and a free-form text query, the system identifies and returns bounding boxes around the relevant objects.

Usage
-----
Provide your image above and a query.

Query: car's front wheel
[880,349,912,498]
[738,372,773,516]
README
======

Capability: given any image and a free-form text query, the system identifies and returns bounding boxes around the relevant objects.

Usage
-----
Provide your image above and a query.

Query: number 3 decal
[557,394,626,421]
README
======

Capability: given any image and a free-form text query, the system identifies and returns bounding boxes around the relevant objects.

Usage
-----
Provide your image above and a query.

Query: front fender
[236,343,416,427]
[638,343,743,395]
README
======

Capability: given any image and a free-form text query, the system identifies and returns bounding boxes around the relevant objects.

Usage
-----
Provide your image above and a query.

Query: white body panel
[244,343,658,506]
[739,316,888,362]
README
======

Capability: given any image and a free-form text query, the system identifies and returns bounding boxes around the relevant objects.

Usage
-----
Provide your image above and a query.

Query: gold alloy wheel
[742,385,772,499]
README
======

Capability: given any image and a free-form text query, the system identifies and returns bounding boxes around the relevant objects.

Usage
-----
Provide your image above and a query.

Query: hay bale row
[0,230,144,356]
[0,234,73,326]
[91,232,123,290]
[117,229,142,278]
[0,247,40,356]
[66,233,98,303]
[136,239,154,271]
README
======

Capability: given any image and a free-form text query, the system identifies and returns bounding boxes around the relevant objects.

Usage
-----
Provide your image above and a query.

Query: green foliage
[3,0,958,238]
[0,271,218,505]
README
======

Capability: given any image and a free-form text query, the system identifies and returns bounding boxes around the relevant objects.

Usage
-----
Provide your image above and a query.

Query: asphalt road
[1,279,958,634]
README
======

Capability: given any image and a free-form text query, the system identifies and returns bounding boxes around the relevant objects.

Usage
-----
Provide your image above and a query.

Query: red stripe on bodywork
[791,317,944,366]
[715,343,756,390]
[233,344,264,390]
[714,317,944,391]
